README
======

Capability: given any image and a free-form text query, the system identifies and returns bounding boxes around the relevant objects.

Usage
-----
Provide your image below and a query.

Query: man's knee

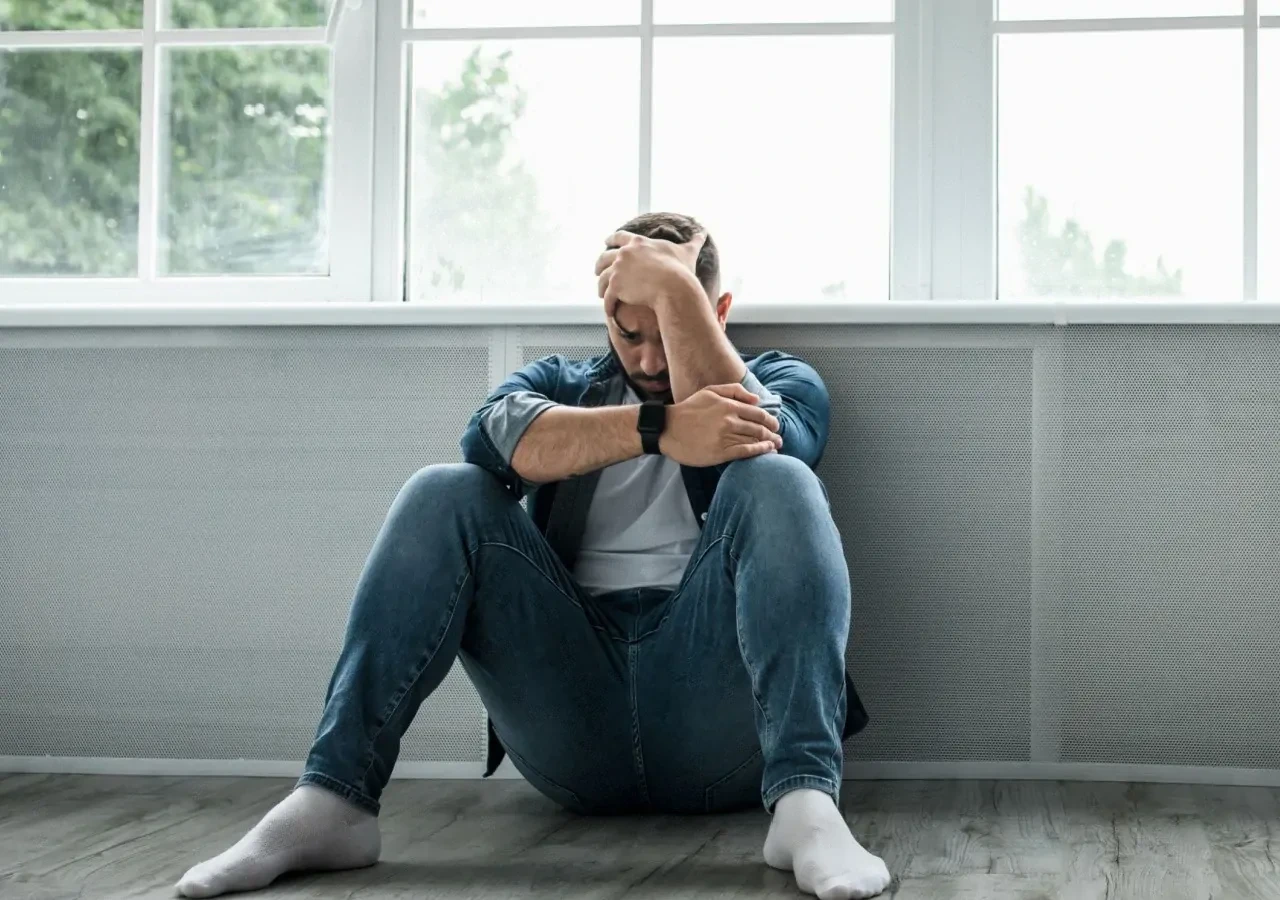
[393,463,507,519]
[719,453,826,512]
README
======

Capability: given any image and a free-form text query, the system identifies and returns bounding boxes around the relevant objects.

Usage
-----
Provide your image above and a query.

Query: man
[176,213,891,900]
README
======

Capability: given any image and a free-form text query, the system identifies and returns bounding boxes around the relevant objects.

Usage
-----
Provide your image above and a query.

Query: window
[399,2,894,304]
[2,1,1274,310]
[0,0,371,299]
[1262,28,1280,299]
[995,2,1252,300]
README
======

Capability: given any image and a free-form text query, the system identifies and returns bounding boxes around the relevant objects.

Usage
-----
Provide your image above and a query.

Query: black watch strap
[637,401,666,455]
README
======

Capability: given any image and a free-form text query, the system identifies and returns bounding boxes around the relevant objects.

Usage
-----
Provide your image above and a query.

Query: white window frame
[979,0,1273,304]
[4,0,1280,325]
[0,0,376,304]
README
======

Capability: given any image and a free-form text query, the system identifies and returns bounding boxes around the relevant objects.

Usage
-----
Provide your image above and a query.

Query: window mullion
[137,0,160,281]
[1246,0,1259,301]
[370,0,409,301]
[328,0,377,301]
[639,0,654,214]
[892,0,932,300]
[928,0,994,300]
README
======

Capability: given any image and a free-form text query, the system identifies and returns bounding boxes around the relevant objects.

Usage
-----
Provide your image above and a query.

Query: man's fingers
[732,402,780,432]
[705,383,758,403]
[730,420,783,446]
[597,267,612,300]
[728,440,778,460]
[603,282,622,315]
[604,231,639,250]
[683,230,708,265]
[594,249,618,277]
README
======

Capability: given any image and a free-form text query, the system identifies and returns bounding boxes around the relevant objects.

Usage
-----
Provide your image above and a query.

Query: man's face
[608,303,672,403]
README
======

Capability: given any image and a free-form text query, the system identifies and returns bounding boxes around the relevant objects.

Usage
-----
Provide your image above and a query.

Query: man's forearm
[511,405,643,484]
[655,275,747,402]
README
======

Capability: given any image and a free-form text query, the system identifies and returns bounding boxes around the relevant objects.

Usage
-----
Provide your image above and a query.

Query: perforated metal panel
[0,328,493,763]
[10,322,1280,778]
[1041,327,1280,768]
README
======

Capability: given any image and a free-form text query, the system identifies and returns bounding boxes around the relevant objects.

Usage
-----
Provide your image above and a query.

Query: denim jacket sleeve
[459,356,563,498]
[739,351,831,469]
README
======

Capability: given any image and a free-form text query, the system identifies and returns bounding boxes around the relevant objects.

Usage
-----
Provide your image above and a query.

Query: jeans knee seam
[476,540,586,611]
[643,535,732,639]
[358,562,471,784]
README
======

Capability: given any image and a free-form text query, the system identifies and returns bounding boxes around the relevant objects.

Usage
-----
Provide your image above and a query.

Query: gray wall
[3,324,1279,776]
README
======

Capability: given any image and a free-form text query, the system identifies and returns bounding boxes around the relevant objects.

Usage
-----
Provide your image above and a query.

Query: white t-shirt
[572,388,701,596]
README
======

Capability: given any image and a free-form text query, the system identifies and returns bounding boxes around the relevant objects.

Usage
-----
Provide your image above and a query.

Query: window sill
[3,300,1280,328]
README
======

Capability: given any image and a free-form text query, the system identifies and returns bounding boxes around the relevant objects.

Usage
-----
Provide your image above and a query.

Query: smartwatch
[637,401,666,455]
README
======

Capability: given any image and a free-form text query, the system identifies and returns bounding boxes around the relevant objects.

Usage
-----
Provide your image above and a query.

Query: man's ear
[715,291,733,327]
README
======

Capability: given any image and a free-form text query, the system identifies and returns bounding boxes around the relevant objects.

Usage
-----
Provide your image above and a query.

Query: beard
[607,343,673,404]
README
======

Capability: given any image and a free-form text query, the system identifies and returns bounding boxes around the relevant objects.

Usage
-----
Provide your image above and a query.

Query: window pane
[997,1,1239,19]
[1263,1,1280,15]
[412,1,637,28]
[652,36,890,302]
[161,48,330,275]
[1262,32,1279,299]
[0,50,140,276]
[408,41,639,304]
[998,31,1241,298]
[166,0,326,29]
[0,1,141,30]
[656,1,892,23]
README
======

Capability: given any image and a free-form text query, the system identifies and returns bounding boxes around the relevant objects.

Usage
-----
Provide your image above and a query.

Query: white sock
[763,788,892,900]
[175,784,381,898]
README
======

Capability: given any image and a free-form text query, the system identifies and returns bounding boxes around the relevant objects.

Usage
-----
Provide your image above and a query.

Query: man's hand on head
[595,229,707,316]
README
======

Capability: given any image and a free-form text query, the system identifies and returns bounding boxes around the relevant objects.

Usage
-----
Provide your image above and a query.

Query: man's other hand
[596,229,707,315]
[660,384,782,467]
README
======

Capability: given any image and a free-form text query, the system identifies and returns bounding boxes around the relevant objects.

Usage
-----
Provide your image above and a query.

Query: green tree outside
[0,0,328,276]
[1015,186,1183,297]
[410,46,550,299]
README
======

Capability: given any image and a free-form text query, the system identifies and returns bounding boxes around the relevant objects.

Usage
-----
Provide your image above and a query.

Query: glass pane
[412,1,637,28]
[408,40,639,304]
[657,1,892,24]
[1264,1,1280,15]
[0,0,141,30]
[161,48,330,275]
[167,0,326,29]
[652,36,891,302]
[998,1,1239,19]
[1261,32,1279,299]
[0,50,140,276]
[998,31,1241,298]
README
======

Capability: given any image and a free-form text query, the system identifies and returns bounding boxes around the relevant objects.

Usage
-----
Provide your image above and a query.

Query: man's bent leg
[637,454,890,899]
[177,464,633,898]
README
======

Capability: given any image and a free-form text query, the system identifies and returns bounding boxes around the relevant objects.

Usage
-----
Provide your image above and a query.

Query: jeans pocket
[503,744,587,814]
[703,748,764,813]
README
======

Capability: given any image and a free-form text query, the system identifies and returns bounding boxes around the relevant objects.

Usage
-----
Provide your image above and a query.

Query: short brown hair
[616,212,719,297]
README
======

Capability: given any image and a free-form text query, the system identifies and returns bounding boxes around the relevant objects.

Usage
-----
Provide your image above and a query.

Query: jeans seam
[500,739,584,809]
[762,774,841,811]
[358,562,470,785]
[297,771,381,816]
[639,534,733,640]
[357,537,583,785]
[628,641,651,806]
[704,747,763,812]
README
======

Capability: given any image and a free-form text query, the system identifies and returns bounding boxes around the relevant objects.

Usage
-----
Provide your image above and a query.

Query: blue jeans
[298,454,851,816]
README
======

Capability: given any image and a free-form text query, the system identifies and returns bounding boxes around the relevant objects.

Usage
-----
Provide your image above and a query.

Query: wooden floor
[2,775,1279,900]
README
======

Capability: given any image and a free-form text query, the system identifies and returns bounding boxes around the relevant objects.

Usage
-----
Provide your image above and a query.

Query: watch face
[638,401,665,433]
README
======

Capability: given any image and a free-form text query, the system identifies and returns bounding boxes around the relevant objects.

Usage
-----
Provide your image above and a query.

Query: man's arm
[653,272,747,403]
[511,405,642,484]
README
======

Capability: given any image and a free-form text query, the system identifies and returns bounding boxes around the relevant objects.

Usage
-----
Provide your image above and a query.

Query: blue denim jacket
[460,349,868,774]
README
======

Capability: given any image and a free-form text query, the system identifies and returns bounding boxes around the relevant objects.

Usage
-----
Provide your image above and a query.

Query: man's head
[605,212,733,402]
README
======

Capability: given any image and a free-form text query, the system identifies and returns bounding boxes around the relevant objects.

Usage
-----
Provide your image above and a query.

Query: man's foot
[763,788,891,900]
[175,785,380,898]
